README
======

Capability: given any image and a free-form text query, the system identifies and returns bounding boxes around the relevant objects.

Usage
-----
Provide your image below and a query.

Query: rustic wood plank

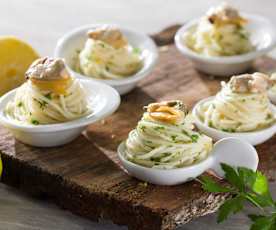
[2,181,276,230]
[0,27,276,230]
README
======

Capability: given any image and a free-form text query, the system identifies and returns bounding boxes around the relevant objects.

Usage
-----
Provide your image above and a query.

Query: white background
[1,0,276,55]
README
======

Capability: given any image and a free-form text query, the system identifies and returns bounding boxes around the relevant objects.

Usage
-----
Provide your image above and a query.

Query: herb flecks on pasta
[197,73,275,132]
[5,57,91,125]
[125,100,213,169]
[78,25,143,80]
[183,3,254,57]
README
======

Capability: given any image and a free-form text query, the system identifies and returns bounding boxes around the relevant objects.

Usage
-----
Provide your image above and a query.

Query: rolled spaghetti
[78,25,143,80]
[197,73,275,132]
[184,3,254,57]
[125,101,213,169]
[5,57,90,125]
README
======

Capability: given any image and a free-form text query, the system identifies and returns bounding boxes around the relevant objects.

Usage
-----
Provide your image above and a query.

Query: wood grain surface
[0,26,276,230]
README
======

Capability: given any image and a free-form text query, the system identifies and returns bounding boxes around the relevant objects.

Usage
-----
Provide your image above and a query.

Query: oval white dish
[175,13,276,77]
[118,137,258,185]
[0,79,120,147]
[192,96,276,146]
[54,24,158,95]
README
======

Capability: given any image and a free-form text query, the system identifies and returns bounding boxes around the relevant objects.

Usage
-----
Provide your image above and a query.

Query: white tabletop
[0,0,276,229]
[1,0,276,56]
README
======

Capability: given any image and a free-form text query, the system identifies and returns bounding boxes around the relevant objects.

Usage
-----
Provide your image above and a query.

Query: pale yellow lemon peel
[0,36,39,96]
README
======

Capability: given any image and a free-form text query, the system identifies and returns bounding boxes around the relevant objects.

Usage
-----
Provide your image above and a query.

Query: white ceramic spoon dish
[118,137,258,185]
[55,24,158,95]
[0,79,120,147]
[192,97,276,146]
[175,13,276,76]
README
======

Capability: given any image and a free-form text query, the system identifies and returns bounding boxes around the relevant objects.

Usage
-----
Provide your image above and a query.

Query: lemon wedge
[0,36,39,96]
[0,155,2,178]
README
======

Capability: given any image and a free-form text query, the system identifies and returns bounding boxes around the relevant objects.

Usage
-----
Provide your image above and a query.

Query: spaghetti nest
[5,78,90,125]
[197,82,275,132]
[78,39,143,80]
[184,4,254,57]
[125,101,213,169]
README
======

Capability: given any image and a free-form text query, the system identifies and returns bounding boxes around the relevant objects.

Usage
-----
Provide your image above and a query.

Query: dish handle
[209,137,259,178]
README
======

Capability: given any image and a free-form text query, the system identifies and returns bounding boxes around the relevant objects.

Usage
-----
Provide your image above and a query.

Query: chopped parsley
[140,125,146,132]
[266,113,272,120]
[154,126,165,131]
[34,98,47,110]
[182,130,199,143]
[208,121,213,128]
[239,31,248,39]
[171,135,177,142]
[132,47,141,55]
[190,134,199,143]
[222,128,236,133]
[182,130,189,136]
[44,93,52,100]
[31,119,40,125]
[17,102,23,107]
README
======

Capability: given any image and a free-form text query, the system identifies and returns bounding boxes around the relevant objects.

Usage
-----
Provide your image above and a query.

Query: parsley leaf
[221,163,244,191]
[200,175,233,193]
[250,215,276,230]
[199,163,276,229]
[217,195,244,223]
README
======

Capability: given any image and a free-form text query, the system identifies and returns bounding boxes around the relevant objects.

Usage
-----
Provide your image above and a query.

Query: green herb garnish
[222,128,236,133]
[182,130,199,143]
[44,93,52,100]
[199,163,276,229]
[182,130,189,136]
[208,121,213,128]
[171,135,177,142]
[154,126,165,131]
[140,125,146,132]
[31,119,40,125]
[190,134,199,143]
[34,98,47,109]
[133,47,141,55]
[17,102,23,107]
[266,114,272,120]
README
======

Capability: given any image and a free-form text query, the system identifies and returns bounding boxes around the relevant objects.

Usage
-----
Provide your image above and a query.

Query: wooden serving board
[1,25,276,230]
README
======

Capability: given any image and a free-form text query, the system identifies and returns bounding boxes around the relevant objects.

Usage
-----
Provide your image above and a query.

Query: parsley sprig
[199,163,276,230]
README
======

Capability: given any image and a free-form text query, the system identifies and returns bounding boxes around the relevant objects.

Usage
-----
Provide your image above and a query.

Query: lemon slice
[0,155,2,178]
[0,36,39,96]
